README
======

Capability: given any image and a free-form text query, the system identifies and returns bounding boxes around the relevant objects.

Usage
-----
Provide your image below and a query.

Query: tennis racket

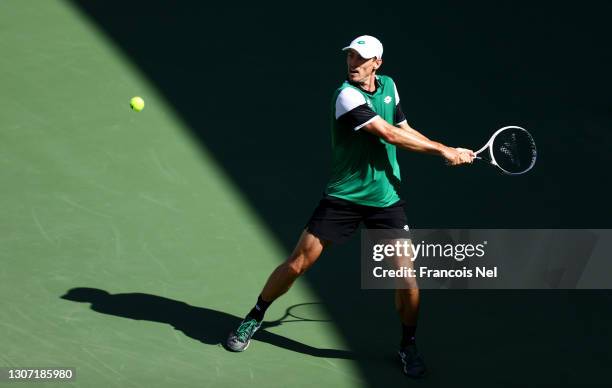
[262,302,331,329]
[474,125,537,175]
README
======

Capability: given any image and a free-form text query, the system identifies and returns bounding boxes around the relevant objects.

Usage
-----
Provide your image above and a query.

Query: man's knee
[284,255,307,277]
[285,259,302,277]
[396,286,420,295]
[286,249,319,276]
[283,231,326,277]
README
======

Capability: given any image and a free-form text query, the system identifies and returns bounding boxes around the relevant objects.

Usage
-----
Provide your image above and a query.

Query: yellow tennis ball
[130,96,145,112]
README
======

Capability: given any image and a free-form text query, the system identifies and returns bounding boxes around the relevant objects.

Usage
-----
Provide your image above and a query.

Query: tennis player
[226,35,475,378]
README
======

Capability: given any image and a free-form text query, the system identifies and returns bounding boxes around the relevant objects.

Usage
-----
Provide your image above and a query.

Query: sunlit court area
[1,1,611,387]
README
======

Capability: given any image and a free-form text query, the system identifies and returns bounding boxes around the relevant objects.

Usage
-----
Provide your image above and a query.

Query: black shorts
[306,194,408,244]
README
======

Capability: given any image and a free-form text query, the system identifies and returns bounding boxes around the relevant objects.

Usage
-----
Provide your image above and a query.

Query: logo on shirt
[384,96,392,104]
[366,99,373,108]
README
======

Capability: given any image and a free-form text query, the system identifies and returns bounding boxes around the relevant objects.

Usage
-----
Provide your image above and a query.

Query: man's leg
[395,288,419,345]
[225,230,328,352]
[363,201,427,378]
[392,244,426,378]
[260,230,329,302]
[396,286,426,377]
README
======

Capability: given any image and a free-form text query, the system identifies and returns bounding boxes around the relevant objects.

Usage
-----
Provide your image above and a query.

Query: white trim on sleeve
[335,87,367,119]
[354,115,380,131]
[395,119,407,126]
[392,80,400,105]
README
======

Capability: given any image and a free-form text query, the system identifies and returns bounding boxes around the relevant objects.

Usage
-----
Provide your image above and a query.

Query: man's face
[346,49,382,84]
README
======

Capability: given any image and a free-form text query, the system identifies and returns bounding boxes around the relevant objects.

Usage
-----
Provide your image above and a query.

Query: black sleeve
[395,102,406,125]
[337,104,378,130]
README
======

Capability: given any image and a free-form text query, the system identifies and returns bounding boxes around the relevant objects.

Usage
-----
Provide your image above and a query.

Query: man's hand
[442,147,475,166]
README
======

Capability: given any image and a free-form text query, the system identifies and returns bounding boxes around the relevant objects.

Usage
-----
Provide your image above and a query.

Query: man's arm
[387,80,472,164]
[361,117,474,165]
[397,121,430,142]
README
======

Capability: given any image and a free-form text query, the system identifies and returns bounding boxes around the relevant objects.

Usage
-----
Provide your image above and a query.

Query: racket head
[479,126,537,175]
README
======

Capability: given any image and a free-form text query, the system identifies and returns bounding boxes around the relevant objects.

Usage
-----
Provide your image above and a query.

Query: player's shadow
[61,287,355,359]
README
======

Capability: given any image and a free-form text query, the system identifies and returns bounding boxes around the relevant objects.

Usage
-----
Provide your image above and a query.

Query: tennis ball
[130,96,145,112]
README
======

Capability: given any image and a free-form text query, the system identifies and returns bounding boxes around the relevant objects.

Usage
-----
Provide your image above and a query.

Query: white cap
[342,35,383,59]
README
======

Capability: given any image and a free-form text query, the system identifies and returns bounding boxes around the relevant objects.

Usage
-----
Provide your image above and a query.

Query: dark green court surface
[0,2,354,386]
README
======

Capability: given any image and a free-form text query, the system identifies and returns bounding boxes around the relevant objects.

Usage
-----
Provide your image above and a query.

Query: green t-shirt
[325,75,403,207]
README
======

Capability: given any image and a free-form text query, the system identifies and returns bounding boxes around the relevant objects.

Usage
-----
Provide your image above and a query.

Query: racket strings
[499,133,519,159]
[491,128,536,174]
